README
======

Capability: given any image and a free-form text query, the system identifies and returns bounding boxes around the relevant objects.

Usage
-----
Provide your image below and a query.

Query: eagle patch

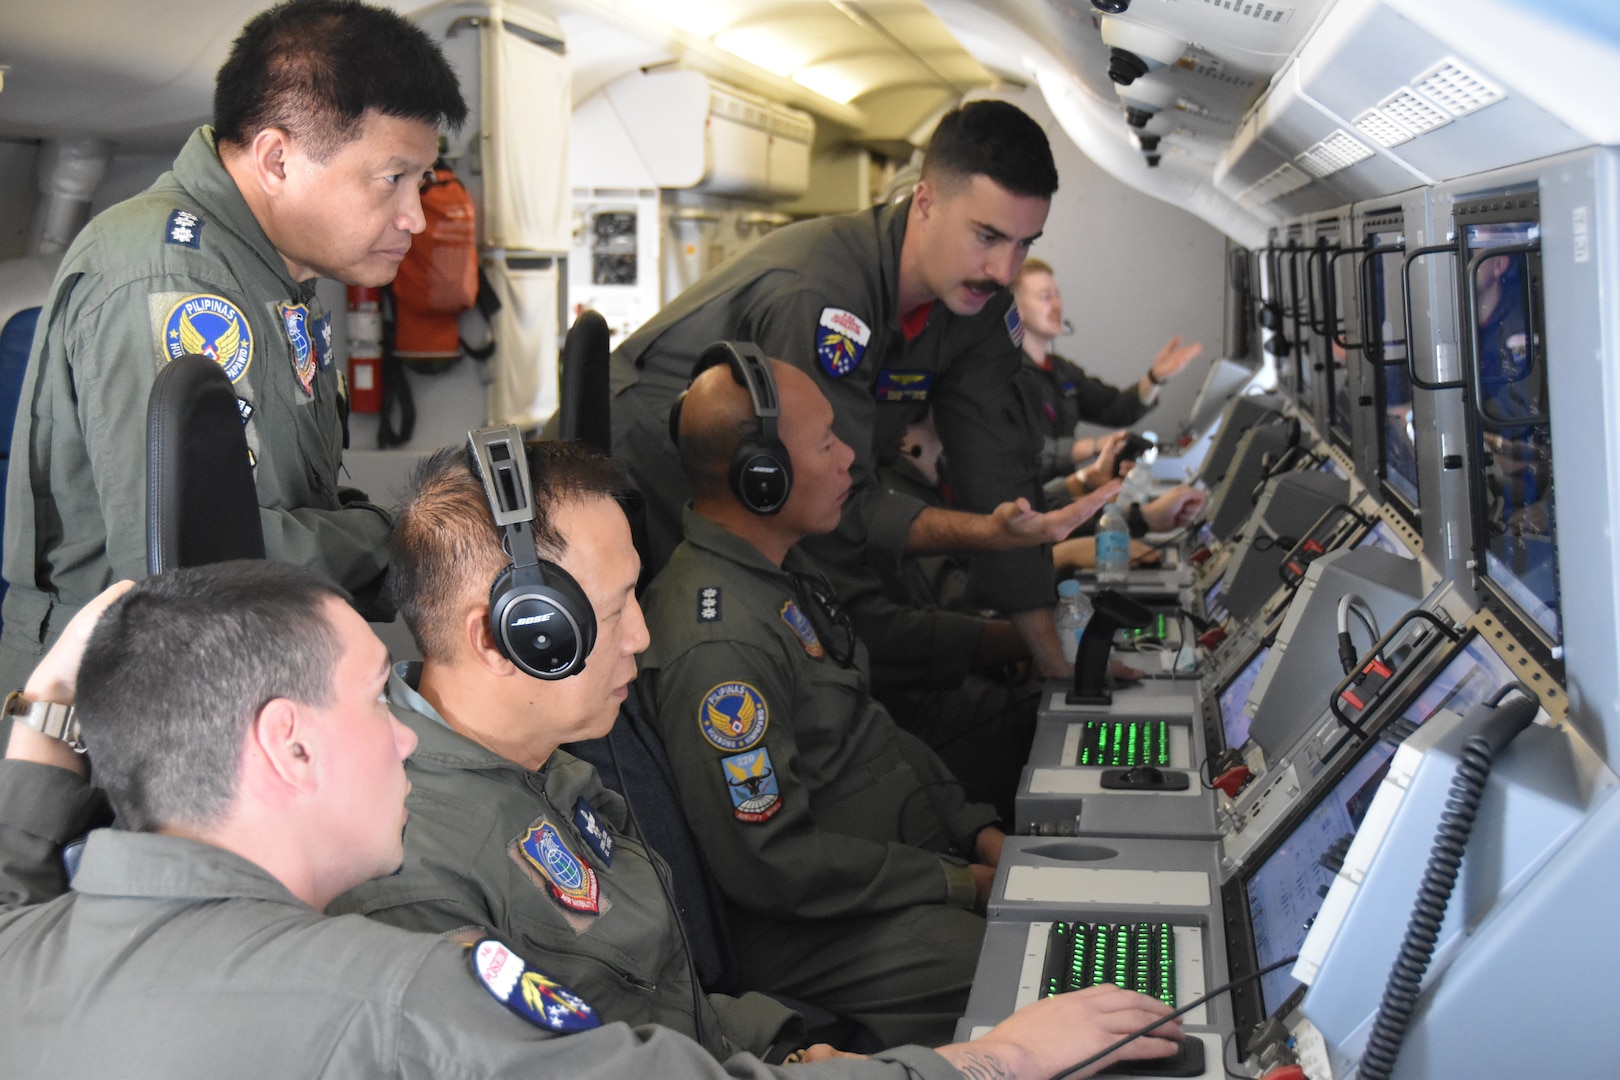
[698,681,768,752]
[164,294,252,382]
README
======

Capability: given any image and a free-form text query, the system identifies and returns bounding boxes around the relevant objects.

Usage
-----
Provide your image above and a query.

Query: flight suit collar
[173,125,314,303]
[70,829,306,907]
[679,506,804,582]
[388,663,532,775]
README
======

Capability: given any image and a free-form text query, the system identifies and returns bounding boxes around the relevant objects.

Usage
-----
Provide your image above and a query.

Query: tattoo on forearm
[939,1047,1015,1080]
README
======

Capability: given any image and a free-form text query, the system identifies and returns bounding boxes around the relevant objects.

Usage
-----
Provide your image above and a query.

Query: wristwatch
[4,691,83,752]
[1147,367,1168,386]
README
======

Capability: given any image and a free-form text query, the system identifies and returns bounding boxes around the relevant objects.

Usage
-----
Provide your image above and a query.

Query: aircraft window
[1464,220,1560,645]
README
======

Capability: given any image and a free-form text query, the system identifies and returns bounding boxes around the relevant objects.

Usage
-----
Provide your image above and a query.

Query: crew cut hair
[921,99,1059,200]
[214,0,468,160]
[389,440,630,664]
[75,561,345,833]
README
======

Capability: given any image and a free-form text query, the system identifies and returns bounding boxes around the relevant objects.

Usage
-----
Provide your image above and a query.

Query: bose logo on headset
[467,426,598,680]
[667,341,793,516]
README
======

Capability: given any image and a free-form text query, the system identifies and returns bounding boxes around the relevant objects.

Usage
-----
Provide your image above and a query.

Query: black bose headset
[468,425,597,679]
[666,341,793,515]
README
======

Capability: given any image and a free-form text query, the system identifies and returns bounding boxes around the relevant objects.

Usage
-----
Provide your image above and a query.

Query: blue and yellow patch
[164,209,203,249]
[164,294,252,382]
[518,820,600,914]
[816,307,871,379]
[280,303,316,396]
[698,681,768,751]
[872,369,934,403]
[779,600,823,658]
[721,748,782,823]
[470,939,601,1033]
[1004,303,1025,348]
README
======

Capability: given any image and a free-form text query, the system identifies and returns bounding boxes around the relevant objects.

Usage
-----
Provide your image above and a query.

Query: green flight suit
[1014,349,1154,488]
[0,758,962,1080]
[330,667,800,1060]
[610,198,1055,624]
[639,510,998,1048]
[0,126,392,692]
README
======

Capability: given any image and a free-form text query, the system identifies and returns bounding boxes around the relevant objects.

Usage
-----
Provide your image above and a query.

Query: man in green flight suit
[0,0,467,692]
[0,561,1181,1079]
[329,437,807,1060]
[613,99,1118,684]
[641,350,1007,1048]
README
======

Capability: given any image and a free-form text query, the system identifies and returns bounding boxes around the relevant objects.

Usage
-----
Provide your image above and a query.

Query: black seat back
[557,309,611,455]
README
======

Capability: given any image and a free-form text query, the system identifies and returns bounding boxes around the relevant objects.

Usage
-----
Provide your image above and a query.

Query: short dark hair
[75,561,346,833]
[214,0,468,160]
[677,410,761,503]
[389,440,629,664]
[921,100,1058,199]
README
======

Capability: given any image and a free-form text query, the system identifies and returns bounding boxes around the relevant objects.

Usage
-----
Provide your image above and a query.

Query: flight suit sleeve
[56,274,390,597]
[647,640,977,919]
[931,329,1056,616]
[0,760,110,911]
[1064,360,1152,428]
[398,942,963,1080]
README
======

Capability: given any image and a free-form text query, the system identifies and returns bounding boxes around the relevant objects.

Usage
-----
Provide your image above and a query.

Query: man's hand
[8,580,134,773]
[1140,486,1206,533]
[1070,428,1127,466]
[936,984,1182,1080]
[1148,336,1202,385]
[969,863,996,913]
[990,479,1123,550]
[1076,431,1131,493]
[791,1044,867,1064]
[974,826,1006,867]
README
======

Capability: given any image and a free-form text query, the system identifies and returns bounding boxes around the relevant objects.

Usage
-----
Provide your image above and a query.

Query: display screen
[1218,646,1270,751]
[1366,229,1420,514]
[1241,635,1516,1015]
[1354,520,1414,560]
[1317,457,1346,480]
[1204,578,1229,625]
[1464,219,1561,645]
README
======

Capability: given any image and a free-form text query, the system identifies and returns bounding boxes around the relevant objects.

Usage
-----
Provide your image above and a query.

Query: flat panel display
[1365,228,1419,518]
[1217,646,1271,750]
[1354,520,1414,560]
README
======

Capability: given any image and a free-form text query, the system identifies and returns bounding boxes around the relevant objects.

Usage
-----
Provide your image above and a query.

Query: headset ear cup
[488,562,598,680]
[732,440,793,515]
[667,391,687,447]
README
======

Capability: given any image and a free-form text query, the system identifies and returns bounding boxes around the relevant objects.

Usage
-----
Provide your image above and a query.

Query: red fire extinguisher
[346,285,383,414]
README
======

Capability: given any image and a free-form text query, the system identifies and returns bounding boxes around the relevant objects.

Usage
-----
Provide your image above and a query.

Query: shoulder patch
[1004,303,1025,348]
[779,600,823,658]
[518,820,601,914]
[470,939,601,1033]
[872,369,934,403]
[312,311,334,371]
[721,748,782,823]
[698,681,769,751]
[164,294,253,382]
[572,797,614,867]
[816,307,871,379]
[165,209,203,249]
[279,303,316,395]
[698,586,722,623]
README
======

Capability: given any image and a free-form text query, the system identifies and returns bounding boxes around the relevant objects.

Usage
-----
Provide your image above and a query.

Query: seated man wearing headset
[640,346,1005,1048]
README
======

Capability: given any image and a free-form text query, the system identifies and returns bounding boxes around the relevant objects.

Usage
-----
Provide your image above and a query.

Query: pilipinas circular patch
[698,681,769,751]
[470,938,601,1033]
[164,294,253,382]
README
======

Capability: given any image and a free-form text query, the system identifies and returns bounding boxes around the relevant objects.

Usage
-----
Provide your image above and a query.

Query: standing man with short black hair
[612,99,1117,681]
[0,0,468,692]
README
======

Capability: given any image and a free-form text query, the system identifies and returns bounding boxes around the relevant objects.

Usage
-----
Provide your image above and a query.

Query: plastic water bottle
[1095,501,1131,583]
[1055,579,1093,665]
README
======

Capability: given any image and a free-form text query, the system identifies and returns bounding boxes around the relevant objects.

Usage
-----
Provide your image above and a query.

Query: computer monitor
[1221,634,1516,1051]
[1364,224,1420,523]
[1353,520,1414,560]
[1203,577,1230,625]
[1217,646,1271,752]
[1458,207,1561,651]
[1317,457,1346,480]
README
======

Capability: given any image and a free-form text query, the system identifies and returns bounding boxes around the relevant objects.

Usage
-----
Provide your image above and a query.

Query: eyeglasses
[790,571,857,668]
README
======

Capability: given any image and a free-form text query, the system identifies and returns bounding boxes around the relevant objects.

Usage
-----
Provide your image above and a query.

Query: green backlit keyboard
[1075,720,1171,767]
[1040,920,1177,1008]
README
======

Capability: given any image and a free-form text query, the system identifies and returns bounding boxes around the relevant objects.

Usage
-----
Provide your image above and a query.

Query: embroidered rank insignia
[164,294,253,382]
[165,209,203,249]
[573,797,614,867]
[816,307,870,379]
[280,303,316,395]
[470,939,601,1033]
[698,682,769,751]
[1004,303,1025,348]
[698,586,722,623]
[236,398,255,425]
[721,748,782,823]
[872,369,934,403]
[312,312,333,371]
[779,600,823,658]
[519,820,601,914]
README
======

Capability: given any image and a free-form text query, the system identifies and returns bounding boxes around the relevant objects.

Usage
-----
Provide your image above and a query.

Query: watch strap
[4,691,83,752]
